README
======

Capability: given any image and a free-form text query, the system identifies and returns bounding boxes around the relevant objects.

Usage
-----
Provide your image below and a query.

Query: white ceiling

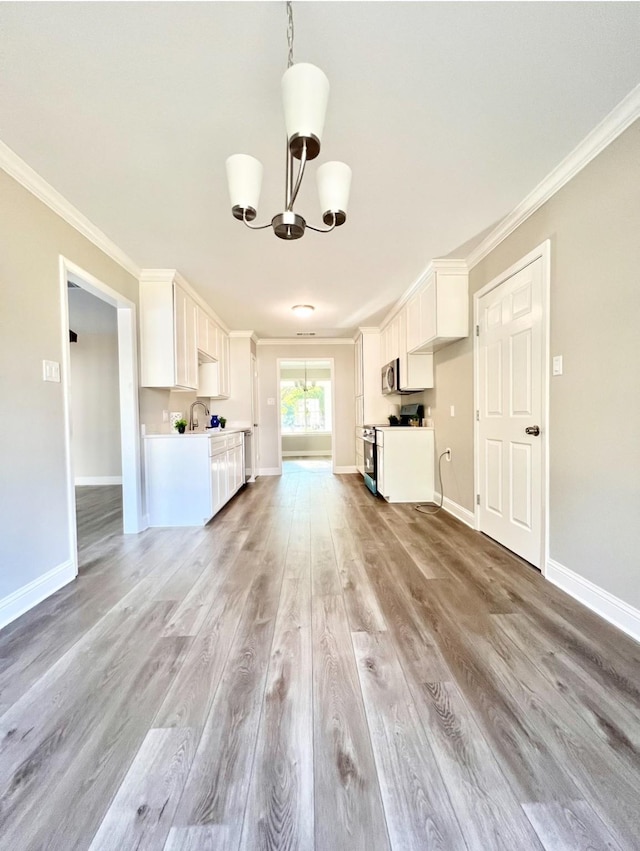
[2,2,640,338]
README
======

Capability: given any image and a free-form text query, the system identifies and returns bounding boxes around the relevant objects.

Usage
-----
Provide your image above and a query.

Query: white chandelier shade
[225,154,263,217]
[281,63,330,160]
[317,161,352,225]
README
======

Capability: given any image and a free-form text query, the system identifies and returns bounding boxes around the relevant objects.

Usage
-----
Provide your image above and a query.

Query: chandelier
[225,1,352,241]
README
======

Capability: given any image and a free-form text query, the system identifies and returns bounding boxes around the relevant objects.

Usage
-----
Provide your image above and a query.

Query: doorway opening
[278,358,334,474]
[60,257,143,573]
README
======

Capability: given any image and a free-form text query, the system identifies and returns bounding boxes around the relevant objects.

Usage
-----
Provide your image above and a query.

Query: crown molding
[466,83,640,270]
[0,139,141,279]
[229,330,255,339]
[257,337,354,346]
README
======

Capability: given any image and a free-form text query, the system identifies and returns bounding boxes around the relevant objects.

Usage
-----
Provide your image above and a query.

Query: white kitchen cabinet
[406,261,468,353]
[197,329,231,399]
[354,328,388,429]
[355,432,364,475]
[144,431,245,526]
[197,307,220,361]
[397,307,434,391]
[375,427,434,503]
[380,315,399,367]
[140,272,199,390]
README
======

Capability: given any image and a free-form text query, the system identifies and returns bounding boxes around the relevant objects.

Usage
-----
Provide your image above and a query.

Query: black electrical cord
[415,450,449,515]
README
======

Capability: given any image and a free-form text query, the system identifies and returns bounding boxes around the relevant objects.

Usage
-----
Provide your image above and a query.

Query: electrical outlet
[162,410,169,423]
[445,447,452,461]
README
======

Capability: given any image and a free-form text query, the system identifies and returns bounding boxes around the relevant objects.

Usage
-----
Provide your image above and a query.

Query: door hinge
[476,324,480,336]
[476,409,480,422]
[476,494,480,506]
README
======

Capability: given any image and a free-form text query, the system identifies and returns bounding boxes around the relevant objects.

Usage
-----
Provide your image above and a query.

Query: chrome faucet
[189,401,210,431]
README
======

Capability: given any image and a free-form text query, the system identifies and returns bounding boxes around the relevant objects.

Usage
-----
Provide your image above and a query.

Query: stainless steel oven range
[362,426,377,495]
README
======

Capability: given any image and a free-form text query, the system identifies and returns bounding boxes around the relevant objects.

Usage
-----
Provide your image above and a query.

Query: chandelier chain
[286,1,294,68]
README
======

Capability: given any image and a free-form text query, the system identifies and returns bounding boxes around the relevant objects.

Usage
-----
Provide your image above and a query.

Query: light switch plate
[450,405,455,417]
[42,360,60,382]
[267,397,276,406]
[552,355,563,376]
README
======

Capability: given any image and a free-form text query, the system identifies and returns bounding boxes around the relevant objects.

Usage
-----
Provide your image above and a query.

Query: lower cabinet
[145,432,245,526]
[375,427,434,503]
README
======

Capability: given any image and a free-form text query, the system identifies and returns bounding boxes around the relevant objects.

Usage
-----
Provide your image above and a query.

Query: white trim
[0,560,76,631]
[467,83,640,270]
[433,493,476,528]
[546,558,640,645]
[334,466,358,474]
[473,240,551,569]
[258,468,282,477]
[61,258,145,548]
[282,450,332,458]
[74,476,123,486]
[0,140,140,278]
[258,338,354,346]
[229,330,255,339]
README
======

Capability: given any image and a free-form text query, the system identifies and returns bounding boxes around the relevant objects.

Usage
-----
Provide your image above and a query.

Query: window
[280,360,332,434]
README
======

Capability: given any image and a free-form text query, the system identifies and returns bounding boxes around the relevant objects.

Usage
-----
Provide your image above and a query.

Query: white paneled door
[478,257,544,567]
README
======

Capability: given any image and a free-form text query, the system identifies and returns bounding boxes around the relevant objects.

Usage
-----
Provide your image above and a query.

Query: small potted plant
[174,418,187,434]
[219,416,227,429]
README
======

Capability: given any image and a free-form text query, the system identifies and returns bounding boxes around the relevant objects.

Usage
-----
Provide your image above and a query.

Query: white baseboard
[334,465,358,474]
[258,468,282,477]
[433,492,477,528]
[75,476,123,486]
[0,559,77,631]
[546,558,640,644]
[282,450,332,457]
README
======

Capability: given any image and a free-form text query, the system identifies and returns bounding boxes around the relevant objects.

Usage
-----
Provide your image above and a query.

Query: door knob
[525,425,540,436]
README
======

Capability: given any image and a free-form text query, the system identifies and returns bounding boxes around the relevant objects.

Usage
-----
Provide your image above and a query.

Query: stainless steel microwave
[381,358,400,394]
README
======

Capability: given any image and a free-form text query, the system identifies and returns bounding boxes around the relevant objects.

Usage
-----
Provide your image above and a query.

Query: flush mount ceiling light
[291,304,315,318]
[225,1,352,241]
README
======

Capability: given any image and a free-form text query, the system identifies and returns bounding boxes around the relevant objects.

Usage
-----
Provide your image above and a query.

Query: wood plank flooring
[1,472,639,850]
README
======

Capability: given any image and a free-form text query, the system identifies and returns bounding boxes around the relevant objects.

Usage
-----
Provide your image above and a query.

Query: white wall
[257,343,355,472]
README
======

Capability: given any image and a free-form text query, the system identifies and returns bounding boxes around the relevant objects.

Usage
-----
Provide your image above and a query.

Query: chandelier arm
[285,139,293,209]
[287,139,308,210]
[306,212,337,234]
[242,209,272,230]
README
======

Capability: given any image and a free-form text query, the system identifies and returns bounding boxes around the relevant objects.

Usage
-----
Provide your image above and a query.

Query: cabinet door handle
[525,425,540,436]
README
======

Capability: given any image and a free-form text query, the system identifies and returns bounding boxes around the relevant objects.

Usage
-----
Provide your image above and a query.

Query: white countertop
[143,427,249,439]
[374,426,434,431]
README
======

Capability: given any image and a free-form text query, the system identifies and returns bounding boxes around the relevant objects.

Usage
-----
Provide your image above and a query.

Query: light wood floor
[1,471,639,850]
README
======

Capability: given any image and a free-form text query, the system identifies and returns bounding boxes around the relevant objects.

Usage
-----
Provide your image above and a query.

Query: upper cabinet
[397,308,433,392]
[355,328,388,426]
[140,271,198,390]
[140,270,230,396]
[380,314,400,365]
[405,260,468,353]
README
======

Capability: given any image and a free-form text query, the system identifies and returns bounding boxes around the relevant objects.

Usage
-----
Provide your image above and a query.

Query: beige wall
[282,434,332,455]
[419,119,640,609]
[257,343,355,471]
[0,170,138,600]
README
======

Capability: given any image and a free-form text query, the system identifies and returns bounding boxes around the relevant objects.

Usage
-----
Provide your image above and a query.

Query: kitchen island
[144,429,246,526]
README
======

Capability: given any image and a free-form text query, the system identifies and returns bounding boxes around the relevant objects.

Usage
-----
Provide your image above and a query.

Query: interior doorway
[60,257,143,574]
[277,358,335,473]
[474,241,550,570]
